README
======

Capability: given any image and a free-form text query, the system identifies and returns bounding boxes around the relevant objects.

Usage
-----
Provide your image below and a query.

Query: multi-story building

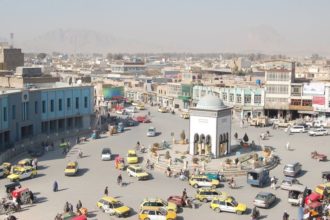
[0,44,24,71]
[111,61,146,75]
[192,85,265,118]
[264,60,295,118]
[0,85,94,151]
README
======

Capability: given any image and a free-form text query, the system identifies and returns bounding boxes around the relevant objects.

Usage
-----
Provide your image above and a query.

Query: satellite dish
[77,79,82,85]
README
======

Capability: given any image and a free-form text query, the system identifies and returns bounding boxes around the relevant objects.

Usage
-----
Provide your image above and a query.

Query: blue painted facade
[0,86,94,151]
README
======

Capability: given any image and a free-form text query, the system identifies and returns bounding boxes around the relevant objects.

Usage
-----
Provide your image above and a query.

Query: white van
[289,126,305,133]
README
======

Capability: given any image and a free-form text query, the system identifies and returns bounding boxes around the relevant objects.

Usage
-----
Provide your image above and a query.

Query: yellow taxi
[140,198,177,213]
[137,104,145,110]
[180,112,190,119]
[315,182,330,196]
[210,196,247,215]
[97,196,131,217]
[64,161,79,176]
[158,107,168,113]
[7,166,37,182]
[127,165,150,180]
[139,207,176,220]
[195,188,227,202]
[189,175,220,189]
[127,150,138,164]
[18,158,33,167]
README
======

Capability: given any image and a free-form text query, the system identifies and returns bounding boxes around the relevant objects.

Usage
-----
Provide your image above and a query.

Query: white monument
[189,94,232,158]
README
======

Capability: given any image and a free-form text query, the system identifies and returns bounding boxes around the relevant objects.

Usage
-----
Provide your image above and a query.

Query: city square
[1,104,329,220]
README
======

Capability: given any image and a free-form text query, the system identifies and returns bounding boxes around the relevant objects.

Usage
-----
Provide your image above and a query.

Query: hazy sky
[1,0,330,54]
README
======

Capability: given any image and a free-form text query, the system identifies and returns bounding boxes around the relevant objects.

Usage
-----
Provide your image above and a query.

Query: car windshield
[148,128,154,132]
[284,165,293,171]
[256,194,268,200]
[66,165,76,169]
[136,168,143,173]
[231,200,238,207]
[128,153,136,157]
[112,202,123,208]
[13,170,23,175]
[102,149,111,154]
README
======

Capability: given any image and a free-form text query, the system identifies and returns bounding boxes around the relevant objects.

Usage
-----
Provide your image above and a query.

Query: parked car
[280,177,302,190]
[101,148,112,161]
[253,192,276,208]
[283,162,302,177]
[308,128,328,136]
[7,166,37,182]
[147,127,156,137]
[289,126,306,133]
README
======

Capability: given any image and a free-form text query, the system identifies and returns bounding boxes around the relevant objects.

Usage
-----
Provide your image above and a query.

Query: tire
[193,184,199,189]
[211,185,216,189]
[215,207,221,213]
[236,211,243,215]
[203,198,208,203]
[144,218,150,220]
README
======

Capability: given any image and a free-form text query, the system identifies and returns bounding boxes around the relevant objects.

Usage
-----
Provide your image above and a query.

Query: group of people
[63,200,83,213]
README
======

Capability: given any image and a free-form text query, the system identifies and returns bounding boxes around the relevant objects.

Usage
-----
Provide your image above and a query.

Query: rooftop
[195,94,227,110]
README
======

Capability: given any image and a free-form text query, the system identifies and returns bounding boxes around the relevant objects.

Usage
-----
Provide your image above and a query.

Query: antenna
[10,33,14,48]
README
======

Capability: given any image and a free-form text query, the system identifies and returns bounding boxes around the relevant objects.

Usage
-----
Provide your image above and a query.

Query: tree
[37,53,47,60]
[243,133,249,143]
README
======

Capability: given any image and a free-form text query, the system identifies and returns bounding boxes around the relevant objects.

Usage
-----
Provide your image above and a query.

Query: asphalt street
[1,106,330,220]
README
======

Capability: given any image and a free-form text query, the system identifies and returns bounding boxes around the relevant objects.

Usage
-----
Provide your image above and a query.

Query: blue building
[0,85,94,151]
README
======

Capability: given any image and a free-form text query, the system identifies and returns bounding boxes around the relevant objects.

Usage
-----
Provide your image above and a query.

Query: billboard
[303,83,325,95]
[103,86,124,100]
[312,96,325,105]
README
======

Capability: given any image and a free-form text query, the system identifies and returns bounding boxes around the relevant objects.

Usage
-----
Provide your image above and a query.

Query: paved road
[1,106,330,220]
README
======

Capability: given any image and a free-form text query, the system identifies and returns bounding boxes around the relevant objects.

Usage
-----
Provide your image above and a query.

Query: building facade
[0,45,24,71]
[0,85,94,151]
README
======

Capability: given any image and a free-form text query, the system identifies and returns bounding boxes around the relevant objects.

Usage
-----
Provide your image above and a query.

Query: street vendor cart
[115,156,125,170]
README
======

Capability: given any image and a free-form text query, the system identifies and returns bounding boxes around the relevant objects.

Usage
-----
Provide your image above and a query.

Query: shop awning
[298,111,318,115]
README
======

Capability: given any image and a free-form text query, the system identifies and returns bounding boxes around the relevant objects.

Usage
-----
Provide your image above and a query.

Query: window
[229,93,234,102]
[291,99,301,106]
[236,94,241,103]
[12,105,16,120]
[67,98,71,109]
[84,96,88,108]
[75,97,79,109]
[34,101,38,114]
[254,95,261,104]
[42,101,46,113]
[59,99,62,111]
[50,100,54,112]
[3,107,7,122]
[222,92,227,101]
[244,95,251,104]
[302,99,312,106]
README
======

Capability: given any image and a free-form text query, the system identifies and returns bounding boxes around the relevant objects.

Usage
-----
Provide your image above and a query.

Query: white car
[309,128,328,136]
[101,148,112,161]
[125,106,138,113]
[147,127,156,137]
[289,126,305,133]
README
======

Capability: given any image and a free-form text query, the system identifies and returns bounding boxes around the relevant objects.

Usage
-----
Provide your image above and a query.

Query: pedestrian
[64,201,69,213]
[104,186,108,196]
[148,111,151,116]
[69,203,73,212]
[117,174,123,186]
[286,142,290,151]
[271,176,277,190]
[234,132,238,139]
[76,200,82,211]
[283,211,289,220]
[182,188,187,200]
[53,181,58,192]
[29,191,34,203]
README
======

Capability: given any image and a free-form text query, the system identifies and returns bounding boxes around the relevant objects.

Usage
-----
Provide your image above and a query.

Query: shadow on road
[76,168,89,176]
[37,165,49,170]
[57,188,69,192]
[176,216,185,220]
[35,196,48,203]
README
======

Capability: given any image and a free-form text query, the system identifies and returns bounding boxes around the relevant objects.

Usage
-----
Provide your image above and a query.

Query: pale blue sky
[1,0,329,54]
